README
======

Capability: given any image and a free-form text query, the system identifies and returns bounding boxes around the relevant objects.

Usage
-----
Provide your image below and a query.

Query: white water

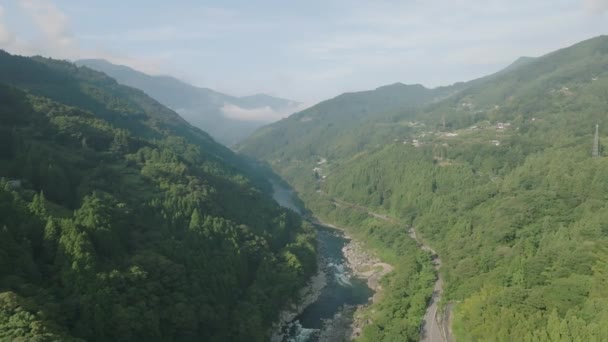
[270,180,373,342]
[328,262,353,287]
[285,321,320,342]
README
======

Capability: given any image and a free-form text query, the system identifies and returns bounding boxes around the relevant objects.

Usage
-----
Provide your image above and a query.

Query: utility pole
[593,123,600,158]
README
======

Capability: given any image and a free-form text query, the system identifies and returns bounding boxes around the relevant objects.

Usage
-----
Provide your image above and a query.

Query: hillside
[240,35,608,341]
[239,82,464,166]
[76,59,301,146]
[0,50,316,341]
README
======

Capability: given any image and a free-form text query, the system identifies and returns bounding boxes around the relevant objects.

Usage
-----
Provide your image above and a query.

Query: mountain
[0,50,316,341]
[240,35,608,341]
[75,59,301,146]
[500,56,537,73]
[239,82,464,168]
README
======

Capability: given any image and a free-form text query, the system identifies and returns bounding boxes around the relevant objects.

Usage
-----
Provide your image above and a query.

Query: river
[271,181,373,342]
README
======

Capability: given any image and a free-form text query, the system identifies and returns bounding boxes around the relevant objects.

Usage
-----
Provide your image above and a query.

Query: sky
[1,0,607,110]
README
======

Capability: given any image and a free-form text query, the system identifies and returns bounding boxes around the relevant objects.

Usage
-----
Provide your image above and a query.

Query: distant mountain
[237,81,465,165]
[501,56,536,72]
[236,41,588,164]
[75,59,301,145]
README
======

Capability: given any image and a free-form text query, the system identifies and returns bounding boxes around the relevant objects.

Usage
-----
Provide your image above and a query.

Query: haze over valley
[1,1,608,341]
[75,59,304,145]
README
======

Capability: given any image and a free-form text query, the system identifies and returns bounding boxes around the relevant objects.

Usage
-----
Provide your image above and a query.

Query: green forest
[241,35,608,341]
[3,26,608,342]
[0,51,317,341]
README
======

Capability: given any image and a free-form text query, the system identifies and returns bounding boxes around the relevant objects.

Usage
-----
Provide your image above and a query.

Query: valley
[0,51,316,341]
[270,181,374,342]
[240,36,608,341]
[330,195,451,342]
[1,6,608,339]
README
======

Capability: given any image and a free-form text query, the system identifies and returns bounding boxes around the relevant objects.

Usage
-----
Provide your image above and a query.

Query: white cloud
[18,0,75,56]
[0,6,14,45]
[584,0,608,13]
[221,102,310,122]
[0,0,165,74]
[295,3,576,61]
[284,0,599,94]
[1,0,606,103]
[81,26,213,43]
[0,4,36,55]
[0,25,13,45]
[77,6,266,44]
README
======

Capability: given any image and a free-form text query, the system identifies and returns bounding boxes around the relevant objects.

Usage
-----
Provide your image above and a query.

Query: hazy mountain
[500,55,537,73]
[75,59,301,145]
[0,50,315,341]
[238,82,466,163]
[239,35,608,340]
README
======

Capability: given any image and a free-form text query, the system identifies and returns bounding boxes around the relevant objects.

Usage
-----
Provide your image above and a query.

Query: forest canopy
[240,35,608,341]
[0,50,316,341]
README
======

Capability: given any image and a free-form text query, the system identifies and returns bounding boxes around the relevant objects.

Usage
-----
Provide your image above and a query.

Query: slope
[238,82,464,170]
[240,35,608,341]
[76,58,301,145]
[0,50,316,341]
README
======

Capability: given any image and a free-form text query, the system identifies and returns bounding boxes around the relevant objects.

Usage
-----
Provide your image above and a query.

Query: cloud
[221,102,309,122]
[0,6,15,45]
[0,25,10,45]
[81,26,213,43]
[584,0,608,13]
[18,0,75,56]
[1,0,607,103]
[77,6,265,44]
[286,0,595,92]
[0,0,165,74]
[0,0,84,60]
[0,4,37,56]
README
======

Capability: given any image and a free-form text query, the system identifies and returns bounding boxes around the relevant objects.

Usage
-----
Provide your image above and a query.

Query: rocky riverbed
[270,181,393,341]
[341,238,394,339]
[267,224,394,341]
[270,270,327,342]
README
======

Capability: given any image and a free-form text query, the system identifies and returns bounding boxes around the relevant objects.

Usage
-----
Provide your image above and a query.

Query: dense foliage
[0,51,316,341]
[241,35,608,340]
[312,203,436,341]
[240,82,464,162]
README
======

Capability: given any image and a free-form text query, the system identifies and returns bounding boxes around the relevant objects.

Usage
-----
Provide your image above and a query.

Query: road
[331,197,451,342]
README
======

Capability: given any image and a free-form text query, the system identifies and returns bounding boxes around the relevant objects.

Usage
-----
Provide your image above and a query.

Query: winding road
[330,197,451,342]
[409,228,446,342]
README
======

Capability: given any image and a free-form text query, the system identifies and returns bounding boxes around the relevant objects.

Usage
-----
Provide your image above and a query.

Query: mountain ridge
[76,58,302,145]
[239,34,608,341]
[0,50,316,341]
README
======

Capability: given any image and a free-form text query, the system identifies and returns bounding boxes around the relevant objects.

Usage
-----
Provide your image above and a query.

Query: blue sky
[1,0,607,106]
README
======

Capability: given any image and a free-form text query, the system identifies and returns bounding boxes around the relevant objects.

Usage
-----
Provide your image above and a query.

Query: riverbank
[268,219,394,342]
[270,269,327,342]
[302,212,396,340]
[269,182,395,341]
[329,197,451,342]
[343,240,394,296]
[342,238,394,339]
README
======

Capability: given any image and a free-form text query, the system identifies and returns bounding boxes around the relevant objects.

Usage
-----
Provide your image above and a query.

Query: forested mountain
[240,35,608,341]
[76,59,301,146]
[0,50,316,341]
[240,82,464,163]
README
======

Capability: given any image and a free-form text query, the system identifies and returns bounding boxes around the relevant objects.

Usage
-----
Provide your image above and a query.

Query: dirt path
[331,198,452,342]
